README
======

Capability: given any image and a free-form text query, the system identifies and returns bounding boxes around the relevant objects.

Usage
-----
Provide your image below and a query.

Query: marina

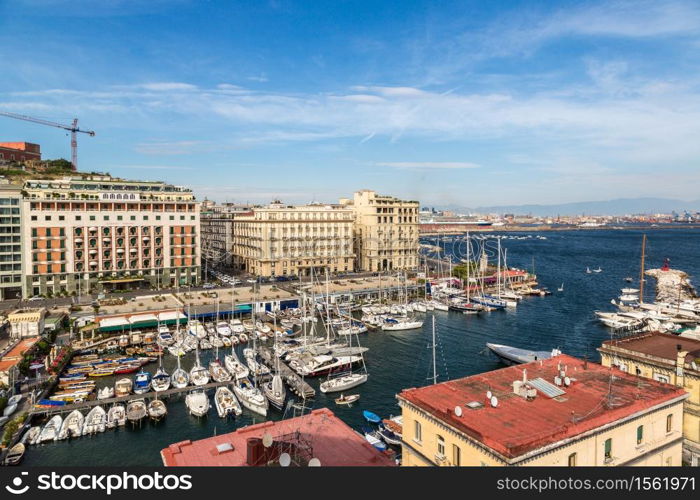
[14,228,700,466]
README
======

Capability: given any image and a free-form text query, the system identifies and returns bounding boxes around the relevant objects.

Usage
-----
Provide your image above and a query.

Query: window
[31,215,37,221]
[666,414,673,433]
[452,444,461,466]
[604,438,612,460]
[437,434,445,458]
[637,425,644,445]
[568,453,577,466]
[76,215,82,221]
[654,373,670,384]
[117,215,123,221]
[90,215,96,221]
[414,420,422,443]
[59,215,65,221]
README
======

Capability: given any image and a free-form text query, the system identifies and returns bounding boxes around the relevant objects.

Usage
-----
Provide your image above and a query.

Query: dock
[29,380,234,417]
[258,346,316,399]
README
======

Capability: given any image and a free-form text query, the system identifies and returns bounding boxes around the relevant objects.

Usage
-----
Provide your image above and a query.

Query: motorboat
[157,325,174,345]
[210,335,224,349]
[133,370,152,394]
[185,390,210,417]
[380,317,424,331]
[38,415,62,443]
[320,373,368,393]
[25,426,41,445]
[232,377,268,416]
[199,338,212,350]
[216,321,233,336]
[189,320,208,339]
[377,423,402,446]
[82,406,106,434]
[148,399,167,421]
[243,348,271,376]
[363,410,381,423]
[126,399,147,423]
[214,386,242,418]
[230,319,245,334]
[106,405,126,428]
[114,378,133,397]
[57,410,84,440]
[362,427,387,451]
[486,343,560,365]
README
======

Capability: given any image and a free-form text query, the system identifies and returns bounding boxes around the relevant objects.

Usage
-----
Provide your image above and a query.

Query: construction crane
[0,111,95,170]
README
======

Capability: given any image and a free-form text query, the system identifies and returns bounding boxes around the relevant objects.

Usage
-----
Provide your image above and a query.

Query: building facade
[340,190,419,273]
[0,142,41,163]
[232,202,355,277]
[201,203,253,269]
[398,354,687,466]
[0,182,23,300]
[21,175,200,297]
[598,331,700,466]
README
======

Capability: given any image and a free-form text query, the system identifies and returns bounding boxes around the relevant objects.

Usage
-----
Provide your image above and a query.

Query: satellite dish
[486,391,492,400]
[262,432,273,448]
[279,453,291,467]
[564,377,571,387]
[490,396,498,408]
[308,458,321,467]
[454,406,463,417]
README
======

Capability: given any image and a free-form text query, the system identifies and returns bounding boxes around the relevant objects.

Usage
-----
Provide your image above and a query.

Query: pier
[29,380,234,417]
[257,346,316,399]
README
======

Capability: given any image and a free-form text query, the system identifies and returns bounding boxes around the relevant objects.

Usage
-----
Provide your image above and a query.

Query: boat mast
[325,268,331,346]
[431,315,437,385]
[497,237,502,298]
[639,234,646,304]
[466,231,470,302]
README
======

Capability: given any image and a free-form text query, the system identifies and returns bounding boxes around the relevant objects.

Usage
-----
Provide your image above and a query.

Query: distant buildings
[0,142,41,163]
[200,202,253,268]
[160,408,396,466]
[598,331,700,465]
[398,354,686,466]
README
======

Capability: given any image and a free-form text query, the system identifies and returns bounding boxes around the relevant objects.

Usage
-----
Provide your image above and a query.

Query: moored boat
[486,342,560,365]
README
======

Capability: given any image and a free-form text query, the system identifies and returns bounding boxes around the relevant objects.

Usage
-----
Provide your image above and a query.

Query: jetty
[257,346,315,399]
[29,380,234,417]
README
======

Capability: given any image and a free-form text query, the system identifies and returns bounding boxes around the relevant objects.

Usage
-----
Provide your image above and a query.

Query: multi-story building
[201,204,253,269]
[598,331,700,465]
[20,174,200,297]
[0,142,41,163]
[232,201,355,277]
[398,354,687,466]
[0,182,23,300]
[340,190,419,273]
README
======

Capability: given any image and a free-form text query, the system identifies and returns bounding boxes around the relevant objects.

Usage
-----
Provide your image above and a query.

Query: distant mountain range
[440,198,700,217]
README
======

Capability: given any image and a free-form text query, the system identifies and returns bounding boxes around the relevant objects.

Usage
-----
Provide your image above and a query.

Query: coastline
[419,223,700,236]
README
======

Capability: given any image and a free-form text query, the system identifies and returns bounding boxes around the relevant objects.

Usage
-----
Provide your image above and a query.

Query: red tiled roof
[600,331,700,364]
[161,408,396,467]
[0,338,40,373]
[398,354,687,460]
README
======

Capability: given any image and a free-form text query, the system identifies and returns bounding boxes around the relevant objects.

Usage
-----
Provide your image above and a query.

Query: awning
[99,317,130,328]
[157,311,186,322]
[98,277,145,284]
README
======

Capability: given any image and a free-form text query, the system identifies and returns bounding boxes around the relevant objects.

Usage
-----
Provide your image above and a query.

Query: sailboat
[171,352,190,389]
[557,283,564,292]
[151,356,171,392]
[593,267,602,273]
[263,316,286,410]
[224,344,249,380]
[189,347,210,386]
[320,322,368,394]
[586,267,592,274]
[233,376,268,416]
[148,398,167,421]
[209,346,232,383]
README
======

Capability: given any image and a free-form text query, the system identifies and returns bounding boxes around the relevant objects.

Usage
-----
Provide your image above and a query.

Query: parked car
[202,283,216,289]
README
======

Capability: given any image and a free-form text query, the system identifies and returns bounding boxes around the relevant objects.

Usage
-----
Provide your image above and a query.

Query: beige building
[598,331,700,465]
[232,202,355,277]
[340,190,419,272]
[21,175,200,297]
[201,203,253,269]
[0,181,23,300]
[7,308,46,339]
[398,354,687,466]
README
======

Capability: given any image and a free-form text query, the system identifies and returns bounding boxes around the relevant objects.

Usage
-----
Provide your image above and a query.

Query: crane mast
[0,111,95,170]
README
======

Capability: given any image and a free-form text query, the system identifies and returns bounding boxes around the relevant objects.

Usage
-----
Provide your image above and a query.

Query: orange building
[0,142,41,162]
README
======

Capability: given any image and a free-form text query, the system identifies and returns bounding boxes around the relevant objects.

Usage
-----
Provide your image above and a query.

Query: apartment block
[340,190,419,273]
[201,203,253,269]
[0,182,23,300]
[21,175,200,297]
[232,201,355,277]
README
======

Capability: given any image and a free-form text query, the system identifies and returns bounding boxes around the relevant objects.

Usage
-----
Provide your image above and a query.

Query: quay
[257,346,315,399]
[28,380,235,417]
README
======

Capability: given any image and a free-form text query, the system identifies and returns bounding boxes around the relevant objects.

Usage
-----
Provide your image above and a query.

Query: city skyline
[1,0,700,206]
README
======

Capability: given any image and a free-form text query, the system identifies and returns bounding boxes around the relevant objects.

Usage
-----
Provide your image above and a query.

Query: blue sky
[1,0,700,207]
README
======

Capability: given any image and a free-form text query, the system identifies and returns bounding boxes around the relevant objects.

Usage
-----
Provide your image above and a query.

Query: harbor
[11,228,698,466]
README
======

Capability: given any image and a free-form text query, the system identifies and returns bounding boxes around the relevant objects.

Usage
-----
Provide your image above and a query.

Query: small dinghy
[97,386,114,400]
[335,393,360,405]
[362,427,387,451]
[57,410,84,440]
[4,443,25,465]
[148,399,168,421]
[106,405,126,428]
[362,410,381,424]
[377,423,402,446]
[82,406,106,434]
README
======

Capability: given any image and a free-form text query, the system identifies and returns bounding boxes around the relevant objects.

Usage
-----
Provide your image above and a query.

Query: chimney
[522,368,527,383]
[246,437,264,466]
[676,349,688,386]
[583,355,588,370]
